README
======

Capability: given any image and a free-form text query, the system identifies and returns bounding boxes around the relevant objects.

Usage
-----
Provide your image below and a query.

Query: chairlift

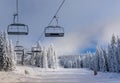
[7,0,29,35]
[44,25,64,37]
[31,47,42,52]
[14,46,24,56]
[7,23,29,35]
[14,45,24,52]
[44,0,65,37]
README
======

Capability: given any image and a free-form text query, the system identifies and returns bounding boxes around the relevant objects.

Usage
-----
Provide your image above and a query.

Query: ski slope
[0,66,120,83]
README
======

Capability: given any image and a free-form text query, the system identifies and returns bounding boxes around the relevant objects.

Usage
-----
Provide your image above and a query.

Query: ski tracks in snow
[0,66,120,83]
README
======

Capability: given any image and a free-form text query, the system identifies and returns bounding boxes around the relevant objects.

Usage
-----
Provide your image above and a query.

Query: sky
[0,0,120,55]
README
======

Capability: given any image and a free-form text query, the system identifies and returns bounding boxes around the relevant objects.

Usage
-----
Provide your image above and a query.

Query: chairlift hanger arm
[13,0,19,23]
[7,0,29,36]
[48,0,66,25]
[16,0,19,23]
[13,14,18,23]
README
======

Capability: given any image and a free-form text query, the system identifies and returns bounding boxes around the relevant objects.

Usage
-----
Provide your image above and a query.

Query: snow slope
[0,66,120,83]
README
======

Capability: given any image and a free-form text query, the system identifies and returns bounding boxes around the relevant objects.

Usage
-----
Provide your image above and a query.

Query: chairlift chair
[14,45,24,52]
[14,46,24,57]
[44,26,64,37]
[44,0,65,37]
[7,0,29,36]
[7,23,29,35]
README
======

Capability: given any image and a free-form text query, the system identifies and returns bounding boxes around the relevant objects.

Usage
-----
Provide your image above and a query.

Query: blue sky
[0,0,120,55]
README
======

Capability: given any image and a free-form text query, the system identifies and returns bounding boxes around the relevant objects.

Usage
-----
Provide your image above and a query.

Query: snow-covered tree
[89,54,95,70]
[83,52,92,68]
[42,48,48,68]
[30,42,43,67]
[97,47,107,72]
[116,36,120,72]
[8,40,16,68]
[76,55,82,68]
[108,35,118,72]
[101,48,108,72]
[0,32,15,71]
[47,44,57,69]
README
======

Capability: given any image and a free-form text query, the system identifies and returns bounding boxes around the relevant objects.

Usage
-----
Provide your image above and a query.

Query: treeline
[24,42,58,69]
[60,35,120,73]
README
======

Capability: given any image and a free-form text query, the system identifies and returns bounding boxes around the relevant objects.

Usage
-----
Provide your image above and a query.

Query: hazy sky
[0,0,120,55]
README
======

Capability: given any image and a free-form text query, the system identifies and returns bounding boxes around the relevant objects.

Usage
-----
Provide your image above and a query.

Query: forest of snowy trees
[25,42,57,69]
[0,31,57,71]
[1,29,120,73]
[60,35,120,73]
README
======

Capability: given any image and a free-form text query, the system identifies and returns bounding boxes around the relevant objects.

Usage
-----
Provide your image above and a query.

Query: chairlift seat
[7,23,29,35]
[10,23,26,26]
[45,26,64,37]
[32,47,41,52]
[45,33,64,37]
[16,52,23,55]
[26,51,32,55]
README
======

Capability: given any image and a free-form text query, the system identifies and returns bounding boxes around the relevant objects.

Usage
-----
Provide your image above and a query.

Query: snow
[0,66,120,83]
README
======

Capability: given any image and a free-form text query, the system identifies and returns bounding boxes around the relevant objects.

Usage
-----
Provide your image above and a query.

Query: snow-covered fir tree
[30,42,43,67]
[83,52,92,68]
[0,31,15,71]
[35,42,43,67]
[95,46,106,72]
[42,47,48,68]
[101,48,108,72]
[89,54,95,70]
[8,40,16,68]
[116,36,120,72]
[47,44,57,69]
[108,35,118,72]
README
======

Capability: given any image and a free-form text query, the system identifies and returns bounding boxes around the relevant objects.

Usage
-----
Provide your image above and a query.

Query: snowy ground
[0,66,120,83]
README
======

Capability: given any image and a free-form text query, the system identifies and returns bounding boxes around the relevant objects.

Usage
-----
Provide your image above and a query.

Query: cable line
[48,0,66,25]
[33,0,66,47]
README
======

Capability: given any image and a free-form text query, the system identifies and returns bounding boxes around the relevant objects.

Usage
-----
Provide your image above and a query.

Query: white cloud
[52,19,120,55]
[51,24,102,55]
[101,21,120,44]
